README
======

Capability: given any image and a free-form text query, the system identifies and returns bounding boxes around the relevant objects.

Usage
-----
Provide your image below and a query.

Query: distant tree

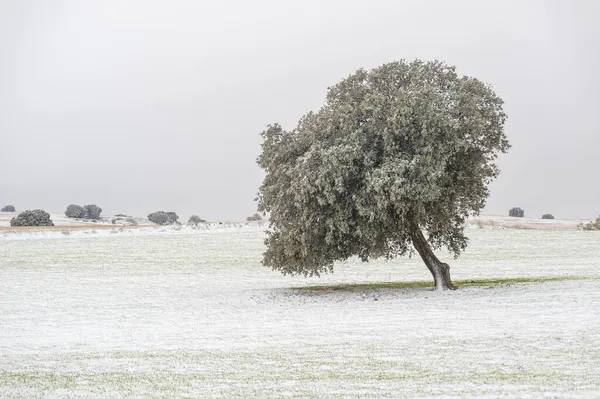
[1,205,15,212]
[246,213,263,222]
[148,211,169,225]
[257,59,509,290]
[166,212,180,224]
[10,209,54,226]
[64,204,102,219]
[83,204,102,220]
[65,204,85,218]
[188,215,207,225]
[509,207,525,217]
[148,211,179,225]
[541,214,554,220]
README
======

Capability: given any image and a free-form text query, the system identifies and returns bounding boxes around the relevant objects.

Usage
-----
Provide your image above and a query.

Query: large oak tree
[257,60,509,290]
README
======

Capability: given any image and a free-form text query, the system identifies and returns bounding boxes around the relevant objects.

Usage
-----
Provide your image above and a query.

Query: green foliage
[1,205,16,212]
[509,207,524,217]
[578,216,600,231]
[10,209,54,226]
[541,214,554,220]
[257,59,509,276]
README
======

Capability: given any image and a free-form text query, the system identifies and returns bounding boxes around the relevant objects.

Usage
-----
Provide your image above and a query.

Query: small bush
[188,215,207,225]
[246,213,263,222]
[148,211,179,225]
[1,205,15,212]
[509,207,524,218]
[579,216,600,231]
[65,204,85,218]
[10,209,54,227]
[541,214,555,220]
[111,216,138,225]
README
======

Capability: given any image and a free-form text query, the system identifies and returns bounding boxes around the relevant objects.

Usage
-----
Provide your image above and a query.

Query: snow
[0,211,123,228]
[466,214,588,230]
[1,225,600,397]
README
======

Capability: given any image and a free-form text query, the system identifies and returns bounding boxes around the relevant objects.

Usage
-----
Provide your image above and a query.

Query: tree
[148,211,169,225]
[148,211,179,225]
[10,209,54,226]
[246,213,263,222]
[541,214,554,220]
[65,204,102,219]
[509,207,524,217]
[166,212,179,224]
[65,204,85,218]
[188,215,207,225]
[1,205,15,212]
[83,204,102,219]
[257,60,509,290]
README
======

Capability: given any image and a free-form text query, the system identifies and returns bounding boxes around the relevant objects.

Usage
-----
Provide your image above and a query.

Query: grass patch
[292,275,596,292]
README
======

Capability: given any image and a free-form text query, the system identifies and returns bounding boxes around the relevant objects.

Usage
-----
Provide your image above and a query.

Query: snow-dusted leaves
[257,59,509,276]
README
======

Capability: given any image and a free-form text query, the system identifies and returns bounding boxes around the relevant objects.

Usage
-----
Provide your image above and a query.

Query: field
[1,225,600,398]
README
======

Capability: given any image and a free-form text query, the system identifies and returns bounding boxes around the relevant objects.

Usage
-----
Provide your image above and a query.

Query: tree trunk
[409,224,456,291]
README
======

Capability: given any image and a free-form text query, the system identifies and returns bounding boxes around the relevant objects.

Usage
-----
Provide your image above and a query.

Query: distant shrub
[10,209,54,227]
[1,205,15,212]
[579,216,600,231]
[509,207,524,218]
[83,204,102,220]
[65,204,102,219]
[246,213,263,222]
[148,211,179,225]
[188,215,207,225]
[115,214,128,217]
[65,204,85,218]
[111,216,137,225]
[541,214,554,220]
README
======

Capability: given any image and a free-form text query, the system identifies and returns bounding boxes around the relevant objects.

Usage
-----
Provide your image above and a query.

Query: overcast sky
[1,0,598,221]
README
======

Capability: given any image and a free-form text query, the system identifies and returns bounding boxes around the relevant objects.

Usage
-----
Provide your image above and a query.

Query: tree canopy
[10,209,54,227]
[257,59,509,289]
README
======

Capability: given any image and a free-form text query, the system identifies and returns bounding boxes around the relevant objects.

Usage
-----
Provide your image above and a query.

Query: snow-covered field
[1,226,599,398]
[0,212,137,228]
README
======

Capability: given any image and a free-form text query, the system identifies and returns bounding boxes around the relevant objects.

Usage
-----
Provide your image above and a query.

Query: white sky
[1,0,598,220]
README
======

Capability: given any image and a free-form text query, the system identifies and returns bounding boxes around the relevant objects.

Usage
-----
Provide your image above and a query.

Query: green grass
[292,275,596,292]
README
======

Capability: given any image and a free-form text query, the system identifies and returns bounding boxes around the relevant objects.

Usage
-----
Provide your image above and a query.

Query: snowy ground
[0,212,129,228]
[1,227,600,397]
[466,215,588,230]
[0,210,593,230]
